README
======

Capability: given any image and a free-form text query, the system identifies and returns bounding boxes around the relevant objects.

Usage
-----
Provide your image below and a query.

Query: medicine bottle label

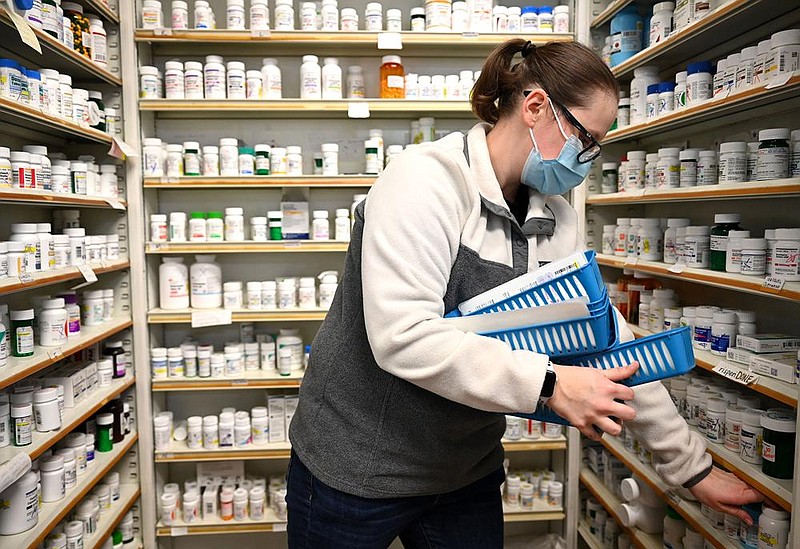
[772,246,799,277]
[756,147,789,180]
[15,326,34,354]
[710,333,730,353]
[14,416,32,445]
[762,441,776,462]
[710,235,727,252]
[694,325,711,346]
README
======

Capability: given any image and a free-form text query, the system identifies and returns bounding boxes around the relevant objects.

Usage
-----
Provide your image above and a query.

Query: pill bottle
[380,55,405,99]
[644,153,659,189]
[755,128,790,181]
[705,397,727,443]
[613,218,631,257]
[710,312,737,355]
[766,29,800,79]
[718,142,747,183]
[696,150,718,185]
[757,507,790,549]
[740,408,765,465]
[629,66,658,125]
[709,213,742,271]
[625,150,646,190]
[692,306,716,350]
[760,408,795,480]
[365,2,383,30]
[723,404,746,453]
[739,238,766,276]
[638,219,663,261]
[724,230,751,273]
[341,7,358,30]
[656,147,680,188]
[678,149,698,187]
[645,84,659,120]
[686,61,713,106]
[772,228,800,281]
[226,61,247,99]
[274,0,294,29]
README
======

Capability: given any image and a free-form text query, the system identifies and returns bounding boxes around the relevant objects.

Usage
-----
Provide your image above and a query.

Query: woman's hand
[547,362,639,440]
[689,467,764,525]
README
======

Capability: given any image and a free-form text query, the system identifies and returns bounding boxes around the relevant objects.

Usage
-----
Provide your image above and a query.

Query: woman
[288,39,761,548]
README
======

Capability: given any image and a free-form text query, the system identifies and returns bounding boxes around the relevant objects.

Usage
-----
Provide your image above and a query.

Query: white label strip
[711,361,759,386]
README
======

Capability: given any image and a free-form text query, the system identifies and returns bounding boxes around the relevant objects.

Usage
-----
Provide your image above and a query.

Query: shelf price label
[667,262,687,274]
[154,27,173,36]
[765,72,793,90]
[274,523,287,532]
[251,28,271,37]
[72,265,98,290]
[170,527,188,536]
[762,276,786,291]
[108,138,138,160]
[18,272,34,284]
[348,102,371,118]
[377,32,403,50]
[461,31,479,39]
[192,310,233,328]
[711,361,759,386]
[105,197,126,210]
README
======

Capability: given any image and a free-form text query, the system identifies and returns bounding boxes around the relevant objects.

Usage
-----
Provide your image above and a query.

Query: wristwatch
[539,361,557,404]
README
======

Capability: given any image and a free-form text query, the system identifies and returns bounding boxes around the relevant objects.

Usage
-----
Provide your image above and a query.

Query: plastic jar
[286,146,303,175]
[724,230,751,273]
[735,46,757,90]
[341,7,358,30]
[696,149,718,185]
[644,153,659,189]
[709,213,742,271]
[710,311,738,355]
[223,282,243,310]
[686,61,713,106]
[204,55,226,99]
[629,67,659,124]
[638,219,663,260]
[761,408,795,479]
[190,254,222,308]
[766,29,800,79]
[740,408,765,465]
[723,404,746,452]
[139,65,160,99]
[39,298,68,347]
[718,142,747,183]
[40,454,66,503]
[705,397,727,443]
[226,61,246,99]
[183,61,204,99]
[649,2,673,45]
[625,150,647,190]
[772,228,800,281]
[758,507,790,549]
[164,61,185,99]
[273,0,294,29]
[614,218,631,256]
[223,207,244,241]
[380,55,405,99]
[679,149,698,187]
[657,81,675,115]
[693,306,716,350]
[755,128,790,181]
[645,84,660,120]
[739,238,766,276]
[656,147,680,188]
[180,141,199,176]
[202,415,219,448]
[601,224,616,255]
[684,226,709,268]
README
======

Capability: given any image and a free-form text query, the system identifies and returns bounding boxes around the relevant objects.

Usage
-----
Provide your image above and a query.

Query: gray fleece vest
[288,198,536,498]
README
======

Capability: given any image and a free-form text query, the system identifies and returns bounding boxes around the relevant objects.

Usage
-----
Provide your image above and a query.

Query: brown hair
[472,39,619,124]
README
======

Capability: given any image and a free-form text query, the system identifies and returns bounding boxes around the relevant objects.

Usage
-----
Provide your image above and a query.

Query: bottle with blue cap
[520,6,539,32]
[658,81,676,115]
[645,83,660,120]
[686,60,713,107]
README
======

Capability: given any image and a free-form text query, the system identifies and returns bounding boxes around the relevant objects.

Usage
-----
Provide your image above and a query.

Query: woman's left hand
[688,466,764,524]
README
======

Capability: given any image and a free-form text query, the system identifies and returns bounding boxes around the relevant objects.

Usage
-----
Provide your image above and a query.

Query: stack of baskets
[450,251,695,425]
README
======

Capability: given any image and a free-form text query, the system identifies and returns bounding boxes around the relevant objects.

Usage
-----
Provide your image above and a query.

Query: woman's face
[525,88,618,161]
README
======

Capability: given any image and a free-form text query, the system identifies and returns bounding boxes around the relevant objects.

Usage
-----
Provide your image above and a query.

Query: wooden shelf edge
[627,324,798,407]
[133,29,572,45]
[0,259,130,296]
[146,241,349,254]
[139,99,473,112]
[84,0,120,25]
[0,189,127,208]
[151,378,303,391]
[0,8,121,86]
[0,97,114,144]
[595,254,800,302]
[147,309,328,324]
[0,376,135,462]
[502,437,567,452]
[155,448,292,462]
[0,316,133,390]
[144,176,375,188]
[591,0,635,28]
[586,180,800,205]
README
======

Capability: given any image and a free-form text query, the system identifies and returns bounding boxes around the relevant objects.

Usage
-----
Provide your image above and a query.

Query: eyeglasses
[523,90,602,163]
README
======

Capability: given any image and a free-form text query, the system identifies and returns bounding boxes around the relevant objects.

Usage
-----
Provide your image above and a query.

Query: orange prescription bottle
[380,55,405,99]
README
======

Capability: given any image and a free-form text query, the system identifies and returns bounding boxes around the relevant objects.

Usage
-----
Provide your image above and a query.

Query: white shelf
[501,501,564,522]
[143,175,376,188]
[147,308,328,323]
[601,435,740,549]
[0,189,127,208]
[156,507,287,536]
[155,440,292,462]
[1,433,138,549]
[628,325,797,408]
[0,316,132,390]
[85,483,141,549]
[0,375,135,462]
[596,254,800,303]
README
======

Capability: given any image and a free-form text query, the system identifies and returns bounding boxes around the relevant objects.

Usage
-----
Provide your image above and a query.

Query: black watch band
[539,361,557,404]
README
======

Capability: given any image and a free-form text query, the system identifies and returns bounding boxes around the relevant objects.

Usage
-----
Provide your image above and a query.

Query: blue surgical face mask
[521,99,592,195]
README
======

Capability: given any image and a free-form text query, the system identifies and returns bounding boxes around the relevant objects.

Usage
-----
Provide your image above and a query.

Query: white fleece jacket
[361,123,710,488]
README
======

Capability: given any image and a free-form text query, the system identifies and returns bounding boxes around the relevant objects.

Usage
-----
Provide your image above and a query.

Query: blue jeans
[286,452,504,549]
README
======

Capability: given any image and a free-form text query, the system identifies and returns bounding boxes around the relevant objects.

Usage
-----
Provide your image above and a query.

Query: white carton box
[268,396,286,443]
[735,334,800,353]
[749,355,796,384]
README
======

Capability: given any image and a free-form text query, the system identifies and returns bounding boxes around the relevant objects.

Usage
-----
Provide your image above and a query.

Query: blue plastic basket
[480,297,617,359]
[464,250,606,316]
[513,327,696,426]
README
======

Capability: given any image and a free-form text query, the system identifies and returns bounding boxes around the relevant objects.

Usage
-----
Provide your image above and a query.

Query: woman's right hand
[547,362,640,440]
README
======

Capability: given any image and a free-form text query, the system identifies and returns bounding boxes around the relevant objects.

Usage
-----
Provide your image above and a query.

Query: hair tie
[521,41,535,58]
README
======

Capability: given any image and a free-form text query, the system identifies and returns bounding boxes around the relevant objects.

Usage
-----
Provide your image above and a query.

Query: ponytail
[471,39,619,125]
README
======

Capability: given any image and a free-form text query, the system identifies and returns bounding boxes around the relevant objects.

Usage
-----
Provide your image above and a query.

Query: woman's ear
[521,88,547,129]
